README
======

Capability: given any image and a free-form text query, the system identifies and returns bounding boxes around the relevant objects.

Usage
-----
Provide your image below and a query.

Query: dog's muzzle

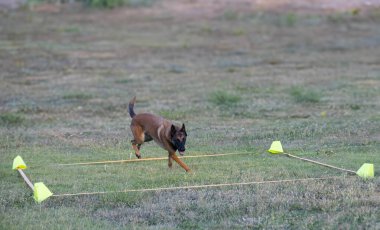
[179,151,185,156]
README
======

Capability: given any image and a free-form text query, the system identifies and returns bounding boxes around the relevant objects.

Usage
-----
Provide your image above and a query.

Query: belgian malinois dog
[128,97,191,172]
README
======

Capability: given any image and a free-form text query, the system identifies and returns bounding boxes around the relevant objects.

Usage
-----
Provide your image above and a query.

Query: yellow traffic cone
[268,141,284,154]
[33,182,53,203]
[356,163,374,179]
[12,156,27,170]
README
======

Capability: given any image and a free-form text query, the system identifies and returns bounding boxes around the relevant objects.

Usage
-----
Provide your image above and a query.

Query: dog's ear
[170,124,177,137]
[181,123,187,136]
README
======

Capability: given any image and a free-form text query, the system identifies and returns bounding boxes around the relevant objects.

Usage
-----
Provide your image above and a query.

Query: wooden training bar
[17,169,34,191]
[284,153,357,175]
[58,152,248,166]
[52,176,342,197]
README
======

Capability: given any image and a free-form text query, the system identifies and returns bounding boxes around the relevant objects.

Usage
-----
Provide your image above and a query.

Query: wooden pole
[17,169,34,191]
[58,152,248,166]
[52,176,341,197]
[284,153,356,175]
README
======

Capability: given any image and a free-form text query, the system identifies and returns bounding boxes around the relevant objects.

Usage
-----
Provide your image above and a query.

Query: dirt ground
[1,0,380,143]
[2,0,380,13]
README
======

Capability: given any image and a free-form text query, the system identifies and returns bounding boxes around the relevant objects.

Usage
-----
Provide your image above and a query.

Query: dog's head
[170,124,187,156]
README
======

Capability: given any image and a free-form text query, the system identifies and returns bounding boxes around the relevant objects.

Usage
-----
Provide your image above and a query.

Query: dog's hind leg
[131,140,142,159]
[131,133,152,159]
[131,125,144,159]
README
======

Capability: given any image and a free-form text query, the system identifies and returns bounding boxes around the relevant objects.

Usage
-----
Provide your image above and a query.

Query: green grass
[290,86,322,103]
[62,26,82,34]
[63,92,93,100]
[222,10,240,21]
[158,109,192,120]
[209,91,241,107]
[0,112,25,126]
[1,6,380,229]
[281,13,298,27]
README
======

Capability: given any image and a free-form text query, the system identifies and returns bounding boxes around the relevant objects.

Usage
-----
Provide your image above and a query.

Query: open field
[1,1,380,228]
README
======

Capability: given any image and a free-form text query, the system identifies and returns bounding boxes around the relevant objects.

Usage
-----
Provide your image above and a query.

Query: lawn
[1,2,380,229]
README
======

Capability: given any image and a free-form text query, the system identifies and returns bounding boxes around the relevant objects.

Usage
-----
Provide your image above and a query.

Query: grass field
[1,2,380,229]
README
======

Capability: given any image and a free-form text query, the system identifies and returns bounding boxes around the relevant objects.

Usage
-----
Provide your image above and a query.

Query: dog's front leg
[170,152,191,172]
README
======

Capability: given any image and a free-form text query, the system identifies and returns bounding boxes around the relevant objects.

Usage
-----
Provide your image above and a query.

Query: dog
[128,96,191,172]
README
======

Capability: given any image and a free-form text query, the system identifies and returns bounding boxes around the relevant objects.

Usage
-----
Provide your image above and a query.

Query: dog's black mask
[170,124,187,155]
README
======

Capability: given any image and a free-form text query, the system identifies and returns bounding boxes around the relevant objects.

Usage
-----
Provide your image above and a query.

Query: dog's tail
[128,96,136,118]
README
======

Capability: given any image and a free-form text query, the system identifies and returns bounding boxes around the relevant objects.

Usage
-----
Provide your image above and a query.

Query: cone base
[356,163,374,179]
[34,182,53,203]
[12,155,27,170]
[268,141,284,154]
